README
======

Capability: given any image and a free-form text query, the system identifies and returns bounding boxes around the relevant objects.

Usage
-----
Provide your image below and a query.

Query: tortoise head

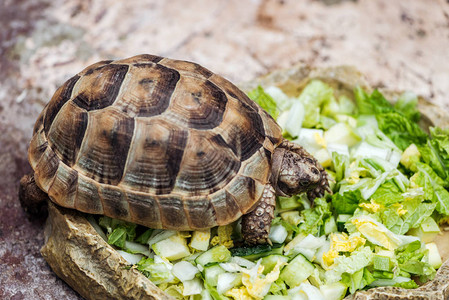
[271,141,330,199]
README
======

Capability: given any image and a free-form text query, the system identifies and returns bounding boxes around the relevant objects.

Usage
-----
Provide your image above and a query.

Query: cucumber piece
[190,229,211,251]
[182,278,203,296]
[324,122,361,147]
[314,240,330,268]
[260,254,289,275]
[280,211,301,227]
[203,263,226,287]
[280,254,315,288]
[315,148,332,168]
[216,272,242,295]
[319,282,347,300]
[284,233,306,255]
[323,216,337,235]
[408,217,440,243]
[373,270,394,279]
[336,214,351,232]
[426,243,442,269]
[269,224,288,244]
[327,143,349,157]
[278,196,302,210]
[195,245,231,266]
[172,261,199,282]
[373,255,391,272]
[308,265,325,287]
[230,243,283,261]
[151,235,190,261]
[295,128,325,154]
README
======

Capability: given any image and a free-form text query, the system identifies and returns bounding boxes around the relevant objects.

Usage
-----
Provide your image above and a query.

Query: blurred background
[1,0,448,298]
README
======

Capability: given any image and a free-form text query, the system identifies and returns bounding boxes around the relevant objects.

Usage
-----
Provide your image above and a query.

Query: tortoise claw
[306,169,332,200]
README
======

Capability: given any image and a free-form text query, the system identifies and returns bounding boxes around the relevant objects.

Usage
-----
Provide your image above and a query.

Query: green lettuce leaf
[325,246,374,284]
[332,152,349,183]
[331,190,362,214]
[400,199,436,234]
[419,142,447,180]
[135,229,153,244]
[99,216,137,248]
[430,127,449,164]
[354,87,393,115]
[415,163,449,215]
[380,206,405,234]
[298,80,335,128]
[354,86,371,114]
[410,171,434,200]
[248,86,280,119]
[136,257,174,284]
[341,268,375,294]
[415,162,447,187]
[393,92,420,122]
[371,181,403,206]
[299,197,332,235]
[419,127,449,181]
[339,172,390,200]
[376,112,428,151]
[395,240,436,281]
[393,280,419,289]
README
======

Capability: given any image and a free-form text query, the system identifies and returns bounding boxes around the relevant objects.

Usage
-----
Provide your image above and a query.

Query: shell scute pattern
[72,63,129,111]
[29,54,283,230]
[121,117,187,195]
[114,63,180,118]
[164,76,227,130]
[75,106,134,185]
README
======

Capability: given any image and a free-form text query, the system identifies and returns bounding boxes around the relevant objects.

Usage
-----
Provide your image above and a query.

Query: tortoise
[19,54,330,244]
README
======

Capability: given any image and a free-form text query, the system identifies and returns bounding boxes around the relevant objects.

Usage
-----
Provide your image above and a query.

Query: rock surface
[1,0,448,299]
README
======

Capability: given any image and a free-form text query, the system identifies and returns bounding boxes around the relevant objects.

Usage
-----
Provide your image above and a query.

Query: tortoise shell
[28,54,283,230]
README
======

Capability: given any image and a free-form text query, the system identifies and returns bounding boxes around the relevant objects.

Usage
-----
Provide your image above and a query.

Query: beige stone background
[0,0,448,298]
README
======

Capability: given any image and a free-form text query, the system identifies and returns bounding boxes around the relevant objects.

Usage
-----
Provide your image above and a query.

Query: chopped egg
[392,203,407,216]
[210,224,234,248]
[351,216,402,250]
[225,287,253,300]
[330,233,366,252]
[359,200,382,213]
[322,249,339,269]
[225,259,285,300]
[322,233,366,268]
[314,132,327,148]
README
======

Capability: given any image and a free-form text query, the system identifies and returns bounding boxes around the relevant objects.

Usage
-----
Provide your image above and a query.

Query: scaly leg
[19,173,49,215]
[241,184,276,245]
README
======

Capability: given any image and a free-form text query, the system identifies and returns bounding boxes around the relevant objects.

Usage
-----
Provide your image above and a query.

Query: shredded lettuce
[248,86,280,119]
[331,190,361,215]
[299,198,332,235]
[90,82,449,299]
[298,80,335,128]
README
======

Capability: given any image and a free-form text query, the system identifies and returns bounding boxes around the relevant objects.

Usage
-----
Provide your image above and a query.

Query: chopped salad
[91,80,449,300]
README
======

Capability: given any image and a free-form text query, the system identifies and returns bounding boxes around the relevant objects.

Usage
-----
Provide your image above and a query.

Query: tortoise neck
[271,146,288,197]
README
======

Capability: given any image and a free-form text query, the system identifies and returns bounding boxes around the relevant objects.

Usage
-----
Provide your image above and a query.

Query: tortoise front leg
[241,184,276,245]
[19,173,49,215]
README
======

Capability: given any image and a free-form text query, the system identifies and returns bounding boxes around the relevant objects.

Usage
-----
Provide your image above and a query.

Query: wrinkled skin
[241,139,331,244]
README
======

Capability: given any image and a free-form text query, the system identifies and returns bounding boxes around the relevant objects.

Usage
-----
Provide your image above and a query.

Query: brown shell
[29,54,282,230]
